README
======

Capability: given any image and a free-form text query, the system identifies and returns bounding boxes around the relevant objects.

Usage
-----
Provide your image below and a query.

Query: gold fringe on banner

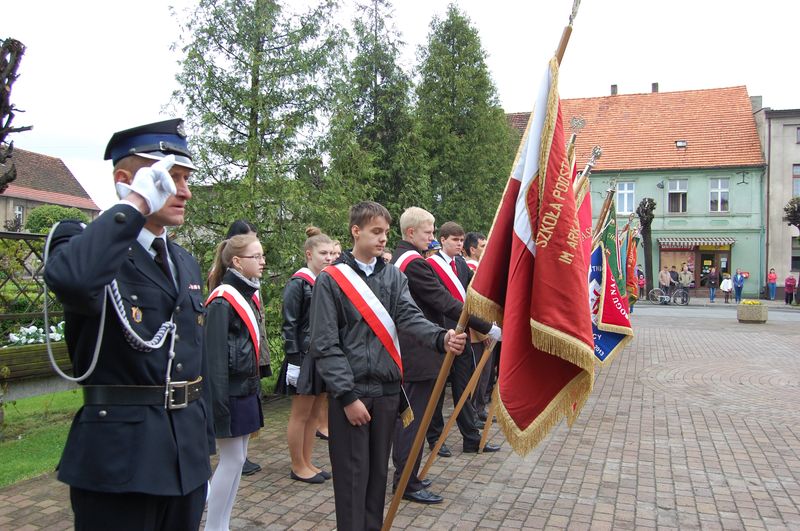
[530,319,595,375]
[466,287,504,326]
[494,369,592,456]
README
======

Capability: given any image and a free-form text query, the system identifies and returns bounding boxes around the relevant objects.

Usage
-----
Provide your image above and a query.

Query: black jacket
[44,204,213,496]
[391,240,492,381]
[309,251,447,405]
[281,276,313,366]
[205,270,262,438]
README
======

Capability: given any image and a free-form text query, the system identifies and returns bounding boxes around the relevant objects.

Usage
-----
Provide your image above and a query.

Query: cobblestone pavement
[2,307,799,530]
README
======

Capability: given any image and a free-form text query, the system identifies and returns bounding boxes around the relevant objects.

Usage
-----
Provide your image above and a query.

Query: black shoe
[477,411,488,422]
[290,471,325,484]
[402,489,443,504]
[463,443,501,453]
[420,478,432,489]
[317,470,332,480]
[429,443,452,458]
[241,459,261,476]
[316,430,329,441]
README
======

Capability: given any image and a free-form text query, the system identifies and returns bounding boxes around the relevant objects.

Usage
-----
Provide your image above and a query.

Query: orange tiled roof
[507,86,765,172]
[1,147,99,210]
[4,184,99,210]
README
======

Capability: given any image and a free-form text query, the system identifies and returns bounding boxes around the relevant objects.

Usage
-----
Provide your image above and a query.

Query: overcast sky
[4,0,799,209]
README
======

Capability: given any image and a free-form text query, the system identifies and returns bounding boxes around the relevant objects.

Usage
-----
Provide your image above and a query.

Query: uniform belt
[82,377,203,410]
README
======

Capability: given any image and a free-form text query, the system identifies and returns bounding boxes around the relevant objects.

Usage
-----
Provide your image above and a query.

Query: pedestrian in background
[705,266,720,303]
[767,268,778,300]
[720,274,733,304]
[733,269,746,304]
[785,274,797,305]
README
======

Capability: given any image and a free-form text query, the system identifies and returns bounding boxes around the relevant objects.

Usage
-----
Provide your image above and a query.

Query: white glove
[488,324,502,342]
[286,363,300,387]
[115,155,177,215]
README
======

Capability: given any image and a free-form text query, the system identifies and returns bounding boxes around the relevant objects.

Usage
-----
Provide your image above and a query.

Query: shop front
[657,237,735,293]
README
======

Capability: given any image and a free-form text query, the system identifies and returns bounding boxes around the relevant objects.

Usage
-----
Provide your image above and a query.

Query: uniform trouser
[471,341,495,415]
[70,483,207,531]
[392,379,435,493]
[450,343,482,449]
[734,286,743,302]
[329,393,399,531]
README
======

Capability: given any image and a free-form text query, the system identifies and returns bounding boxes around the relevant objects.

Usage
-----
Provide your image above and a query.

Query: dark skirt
[228,394,263,438]
[274,354,326,396]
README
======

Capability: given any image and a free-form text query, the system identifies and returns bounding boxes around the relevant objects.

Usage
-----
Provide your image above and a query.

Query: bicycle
[648,285,690,306]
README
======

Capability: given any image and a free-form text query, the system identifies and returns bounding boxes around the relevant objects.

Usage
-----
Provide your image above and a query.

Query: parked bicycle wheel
[672,288,689,306]
[648,288,664,303]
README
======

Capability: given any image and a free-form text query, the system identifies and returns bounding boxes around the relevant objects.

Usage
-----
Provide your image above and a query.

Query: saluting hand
[344,399,371,426]
[116,155,178,215]
[444,330,467,355]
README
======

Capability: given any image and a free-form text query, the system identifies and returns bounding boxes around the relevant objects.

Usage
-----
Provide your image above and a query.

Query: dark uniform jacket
[309,251,447,406]
[205,270,261,438]
[281,276,313,366]
[391,240,492,381]
[44,203,213,496]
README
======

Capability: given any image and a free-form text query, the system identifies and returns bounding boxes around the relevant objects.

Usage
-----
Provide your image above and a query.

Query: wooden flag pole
[381,308,470,531]
[479,385,500,451]
[418,338,498,481]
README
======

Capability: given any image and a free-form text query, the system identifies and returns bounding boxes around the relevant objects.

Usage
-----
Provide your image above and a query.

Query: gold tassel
[400,406,414,429]
[530,319,595,375]
[495,370,592,456]
[466,288,504,326]
[593,333,632,368]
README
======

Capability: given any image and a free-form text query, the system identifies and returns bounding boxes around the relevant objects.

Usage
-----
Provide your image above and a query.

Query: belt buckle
[168,381,189,410]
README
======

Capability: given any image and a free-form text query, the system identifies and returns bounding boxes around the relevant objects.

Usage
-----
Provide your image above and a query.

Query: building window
[668,179,688,213]
[616,181,635,214]
[709,178,729,213]
[13,205,24,221]
[797,127,800,144]
[793,237,800,271]
[794,165,800,197]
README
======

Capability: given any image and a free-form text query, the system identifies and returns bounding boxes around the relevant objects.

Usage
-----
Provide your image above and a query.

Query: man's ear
[114,168,133,186]
[351,224,360,241]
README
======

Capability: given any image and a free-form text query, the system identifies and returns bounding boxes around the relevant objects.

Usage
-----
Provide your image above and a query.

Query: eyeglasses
[239,254,265,262]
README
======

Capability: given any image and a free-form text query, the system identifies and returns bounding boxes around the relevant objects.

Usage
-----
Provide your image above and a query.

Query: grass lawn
[0,389,80,488]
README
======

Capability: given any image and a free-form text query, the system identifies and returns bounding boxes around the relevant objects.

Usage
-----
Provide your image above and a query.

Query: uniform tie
[151,238,172,281]
[451,258,458,276]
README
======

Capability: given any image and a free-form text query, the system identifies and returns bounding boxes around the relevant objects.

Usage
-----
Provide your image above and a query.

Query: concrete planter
[737,304,768,323]
[0,342,69,381]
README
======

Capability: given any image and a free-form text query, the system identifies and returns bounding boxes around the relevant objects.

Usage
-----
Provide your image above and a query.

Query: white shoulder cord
[44,222,177,383]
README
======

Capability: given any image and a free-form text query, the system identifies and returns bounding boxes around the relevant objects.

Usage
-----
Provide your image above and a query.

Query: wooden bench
[0,342,70,381]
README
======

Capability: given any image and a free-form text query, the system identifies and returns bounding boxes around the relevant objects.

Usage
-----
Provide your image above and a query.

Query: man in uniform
[44,119,213,531]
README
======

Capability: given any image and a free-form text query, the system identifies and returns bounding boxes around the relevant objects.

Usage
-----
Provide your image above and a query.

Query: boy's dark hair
[439,221,465,240]
[349,201,392,234]
[464,231,486,256]
[226,220,257,239]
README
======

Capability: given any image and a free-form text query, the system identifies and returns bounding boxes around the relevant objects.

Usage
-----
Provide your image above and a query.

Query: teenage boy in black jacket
[309,201,467,531]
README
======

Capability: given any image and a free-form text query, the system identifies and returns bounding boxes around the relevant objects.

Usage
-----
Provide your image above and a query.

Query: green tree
[784,196,800,232]
[24,205,89,234]
[636,197,657,293]
[326,0,429,234]
[170,0,348,366]
[415,4,516,233]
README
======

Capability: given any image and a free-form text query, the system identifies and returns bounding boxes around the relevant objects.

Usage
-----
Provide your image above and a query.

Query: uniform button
[114,212,126,223]
[174,334,180,341]
[131,294,138,301]
[98,410,107,418]
[176,363,183,372]
[175,305,181,313]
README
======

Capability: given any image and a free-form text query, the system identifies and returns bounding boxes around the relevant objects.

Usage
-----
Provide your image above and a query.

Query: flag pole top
[556,0,582,65]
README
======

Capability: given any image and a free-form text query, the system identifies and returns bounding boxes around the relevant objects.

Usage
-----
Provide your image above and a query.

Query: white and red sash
[324,263,403,376]
[394,250,423,273]
[252,290,262,310]
[427,253,466,302]
[465,258,479,272]
[292,267,317,286]
[206,284,260,363]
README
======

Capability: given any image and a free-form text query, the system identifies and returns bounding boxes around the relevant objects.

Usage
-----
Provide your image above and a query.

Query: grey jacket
[309,251,447,406]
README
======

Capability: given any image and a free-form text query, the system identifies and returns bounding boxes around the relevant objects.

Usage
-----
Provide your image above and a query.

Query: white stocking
[205,435,250,531]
